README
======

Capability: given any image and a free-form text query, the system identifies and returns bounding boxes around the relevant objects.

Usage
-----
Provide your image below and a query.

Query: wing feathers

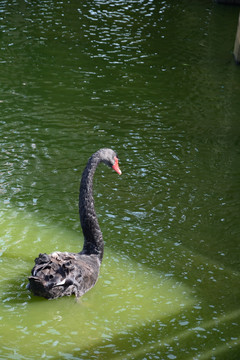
[28,252,100,299]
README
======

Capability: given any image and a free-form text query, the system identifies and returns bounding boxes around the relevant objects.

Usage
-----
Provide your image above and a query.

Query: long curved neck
[79,153,104,262]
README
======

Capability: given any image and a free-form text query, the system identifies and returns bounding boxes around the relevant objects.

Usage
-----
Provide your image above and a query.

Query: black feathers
[28,252,100,299]
[28,149,121,299]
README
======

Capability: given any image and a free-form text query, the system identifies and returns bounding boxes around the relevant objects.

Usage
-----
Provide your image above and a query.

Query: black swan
[28,148,122,299]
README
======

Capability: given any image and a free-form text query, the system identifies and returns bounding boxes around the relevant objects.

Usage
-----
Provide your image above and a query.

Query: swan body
[28,148,121,299]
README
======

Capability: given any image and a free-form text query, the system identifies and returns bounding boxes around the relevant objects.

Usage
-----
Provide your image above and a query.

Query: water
[1,0,240,359]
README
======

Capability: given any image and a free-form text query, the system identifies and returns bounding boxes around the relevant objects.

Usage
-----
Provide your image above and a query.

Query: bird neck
[79,153,104,262]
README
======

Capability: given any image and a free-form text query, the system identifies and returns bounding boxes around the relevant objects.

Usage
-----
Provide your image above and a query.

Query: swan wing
[28,252,100,299]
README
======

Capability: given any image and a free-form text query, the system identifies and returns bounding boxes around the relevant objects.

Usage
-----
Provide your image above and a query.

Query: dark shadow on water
[1,273,46,305]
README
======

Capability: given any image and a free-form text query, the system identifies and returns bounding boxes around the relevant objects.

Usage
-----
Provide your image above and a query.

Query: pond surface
[1,1,240,359]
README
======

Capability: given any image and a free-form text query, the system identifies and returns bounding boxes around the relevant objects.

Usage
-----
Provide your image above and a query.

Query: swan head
[99,148,122,175]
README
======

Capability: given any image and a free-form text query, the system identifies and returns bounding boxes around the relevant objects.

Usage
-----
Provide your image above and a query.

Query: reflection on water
[1,0,240,359]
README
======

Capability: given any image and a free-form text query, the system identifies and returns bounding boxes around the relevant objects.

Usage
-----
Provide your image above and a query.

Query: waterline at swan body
[28,148,121,299]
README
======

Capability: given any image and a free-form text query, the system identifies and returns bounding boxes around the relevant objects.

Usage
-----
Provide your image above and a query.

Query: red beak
[112,157,122,175]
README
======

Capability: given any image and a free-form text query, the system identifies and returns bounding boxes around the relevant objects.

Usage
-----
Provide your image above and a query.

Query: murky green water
[1,1,240,359]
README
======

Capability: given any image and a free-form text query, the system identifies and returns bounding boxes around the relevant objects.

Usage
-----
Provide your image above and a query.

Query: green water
[1,1,240,359]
